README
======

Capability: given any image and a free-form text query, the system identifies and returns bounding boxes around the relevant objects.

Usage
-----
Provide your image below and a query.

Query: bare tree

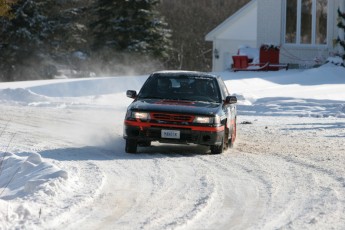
[158,0,249,71]
[0,0,17,18]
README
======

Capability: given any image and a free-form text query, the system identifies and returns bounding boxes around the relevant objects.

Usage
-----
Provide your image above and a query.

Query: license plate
[161,130,180,139]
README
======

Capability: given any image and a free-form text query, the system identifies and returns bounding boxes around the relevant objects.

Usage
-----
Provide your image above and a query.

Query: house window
[286,0,297,43]
[284,0,328,45]
[315,0,327,44]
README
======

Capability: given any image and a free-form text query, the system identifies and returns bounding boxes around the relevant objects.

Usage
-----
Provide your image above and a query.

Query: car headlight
[132,111,150,120]
[193,115,220,125]
[194,116,213,124]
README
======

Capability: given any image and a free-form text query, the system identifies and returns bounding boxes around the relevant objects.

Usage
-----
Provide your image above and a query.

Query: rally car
[123,71,237,154]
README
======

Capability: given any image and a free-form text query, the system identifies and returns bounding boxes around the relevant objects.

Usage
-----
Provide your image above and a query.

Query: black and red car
[123,71,237,154]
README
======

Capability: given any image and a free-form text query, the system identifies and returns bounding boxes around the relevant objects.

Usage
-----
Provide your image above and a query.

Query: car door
[217,78,236,128]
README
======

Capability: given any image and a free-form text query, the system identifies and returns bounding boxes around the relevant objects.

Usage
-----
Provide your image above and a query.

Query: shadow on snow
[39,138,212,161]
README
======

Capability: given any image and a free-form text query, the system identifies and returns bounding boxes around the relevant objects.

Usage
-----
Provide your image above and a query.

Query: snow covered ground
[0,64,345,229]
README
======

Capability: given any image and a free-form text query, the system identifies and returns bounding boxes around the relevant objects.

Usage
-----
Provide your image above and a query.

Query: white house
[205,0,345,71]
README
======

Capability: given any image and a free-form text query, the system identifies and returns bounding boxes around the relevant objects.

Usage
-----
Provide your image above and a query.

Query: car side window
[138,76,157,98]
[218,78,229,99]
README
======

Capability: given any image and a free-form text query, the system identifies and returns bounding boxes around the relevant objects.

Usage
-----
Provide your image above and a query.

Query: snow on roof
[205,0,257,41]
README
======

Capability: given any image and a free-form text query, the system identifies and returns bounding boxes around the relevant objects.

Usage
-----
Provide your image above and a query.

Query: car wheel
[210,136,224,154]
[125,139,138,153]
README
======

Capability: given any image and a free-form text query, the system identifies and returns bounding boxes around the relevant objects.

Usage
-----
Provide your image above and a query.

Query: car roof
[151,70,219,79]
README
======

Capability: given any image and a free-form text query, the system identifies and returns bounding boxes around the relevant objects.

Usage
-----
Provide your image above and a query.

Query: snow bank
[0,88,49,104]
[0,151,67,199]
[224,65,345,118]
[27,76,147,97]
[0,151,68,229]
[0,148,104,229]
[326,56,345,66]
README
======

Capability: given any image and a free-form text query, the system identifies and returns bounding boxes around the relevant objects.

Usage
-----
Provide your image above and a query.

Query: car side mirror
[126,90,137,99]
[225,95,237,104]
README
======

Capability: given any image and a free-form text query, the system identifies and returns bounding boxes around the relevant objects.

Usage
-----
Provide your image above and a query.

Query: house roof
[205,0,257,41]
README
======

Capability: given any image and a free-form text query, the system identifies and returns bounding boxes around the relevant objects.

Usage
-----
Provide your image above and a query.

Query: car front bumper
[123,121,224,146]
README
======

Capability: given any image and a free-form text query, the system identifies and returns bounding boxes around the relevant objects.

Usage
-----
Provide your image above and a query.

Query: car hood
[128,98,221,116]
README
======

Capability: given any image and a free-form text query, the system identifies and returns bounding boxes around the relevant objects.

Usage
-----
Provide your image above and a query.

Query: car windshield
[138,75,221,103]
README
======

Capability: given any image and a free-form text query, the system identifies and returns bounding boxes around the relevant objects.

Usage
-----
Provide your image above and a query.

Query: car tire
[210,136,224,154]
[125,139,138,153]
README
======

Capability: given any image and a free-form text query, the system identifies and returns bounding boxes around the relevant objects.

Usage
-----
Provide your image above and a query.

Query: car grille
[151,113,194,122]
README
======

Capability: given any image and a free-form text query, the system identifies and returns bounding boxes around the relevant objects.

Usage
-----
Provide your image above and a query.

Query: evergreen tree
[336,8,345,60]
[0,0,56,81]
[44,0,95,73]
[0,0,94,81]
[46,1,93,55]
[92,0,171,59]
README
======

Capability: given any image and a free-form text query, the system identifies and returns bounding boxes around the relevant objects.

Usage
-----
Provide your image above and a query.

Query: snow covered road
[1,66,345,229]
